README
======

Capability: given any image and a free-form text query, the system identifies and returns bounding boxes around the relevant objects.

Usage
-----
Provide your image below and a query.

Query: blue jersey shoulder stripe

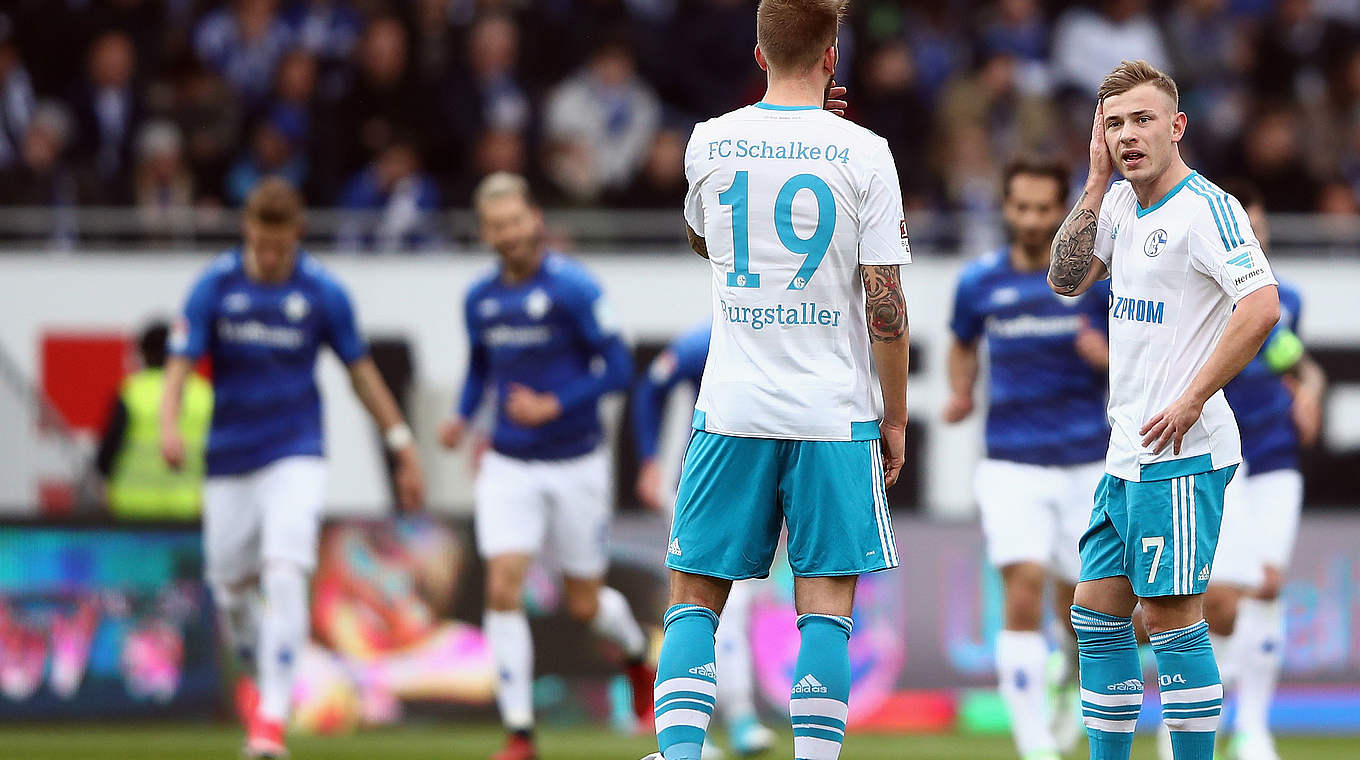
[1185,180,1235,250]
[1188,177,1242,248]
[1191,176,1246,247]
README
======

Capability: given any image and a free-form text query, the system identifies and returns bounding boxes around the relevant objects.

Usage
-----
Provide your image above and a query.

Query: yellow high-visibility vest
[107,369,212,519]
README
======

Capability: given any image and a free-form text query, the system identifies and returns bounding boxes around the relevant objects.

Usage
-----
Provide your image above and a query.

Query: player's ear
[1171,111,1187,144]
[754,44,769,72]
[823,44,837,77]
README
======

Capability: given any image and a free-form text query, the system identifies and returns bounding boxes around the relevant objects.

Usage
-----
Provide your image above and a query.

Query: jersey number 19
[720,171,837,292]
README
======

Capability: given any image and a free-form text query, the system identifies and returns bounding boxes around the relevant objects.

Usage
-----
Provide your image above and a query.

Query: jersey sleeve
[1084,278,1112,335]
[320,278,369,364]
[683,124,707,236]
[948,270,984,344]
[170,270,218,360]
[456,293,489,419]
[555,277,633,411]
[1187,193,1277,302]
[857,138,911,266]
[1093,184,1120,268]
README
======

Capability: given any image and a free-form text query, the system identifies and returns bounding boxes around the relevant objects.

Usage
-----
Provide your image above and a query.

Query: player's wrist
[385,422,415,452]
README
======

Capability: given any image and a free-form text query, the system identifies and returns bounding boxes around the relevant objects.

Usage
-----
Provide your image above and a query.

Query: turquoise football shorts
[666,429,899,579]
[1079,463,1238,597]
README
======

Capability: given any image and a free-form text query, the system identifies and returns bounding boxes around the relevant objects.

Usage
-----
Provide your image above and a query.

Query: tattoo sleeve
[1049,190,1098,294]
[862,264,907,342]
[686,225,709,259]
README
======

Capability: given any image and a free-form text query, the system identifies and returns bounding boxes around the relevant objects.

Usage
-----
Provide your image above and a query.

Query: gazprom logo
[1109,294,1165,324]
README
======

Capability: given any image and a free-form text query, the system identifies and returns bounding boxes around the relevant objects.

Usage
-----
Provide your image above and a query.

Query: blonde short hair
[756,0,846,72]
[245,177,303,227]
[1098,59,1179,109]
[473,172,535,210]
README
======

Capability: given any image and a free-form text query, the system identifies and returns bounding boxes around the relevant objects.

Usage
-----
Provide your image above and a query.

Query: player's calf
[1150,619,1222,760]
[790,614,853,760]
[653,604,720,760]
[1071,604,1143,760]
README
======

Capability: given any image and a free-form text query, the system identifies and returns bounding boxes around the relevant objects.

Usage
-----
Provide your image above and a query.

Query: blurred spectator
[1052,0,1171,95]
[607,127,687,208]
[978,0,1051,94]
[133,120,195,238]
[85,0,168,77]
[94,320,211,520]
[69,31,143,200]
[283,0,361,65]
[0,21,35,171]
[449,127,529,205]
[410,0,460,88]
[1316,179,1359,214]
[544,40,660,202]
[0,101,89,245]
[323,16,434,195]
[853,40,935,206]
[902,1,969,100]
[225,108,308,206]
[338,141,442,252]
[1166,0,1251,165]
[1237,107,1322,213]
[660,0,759,117]
[162,59,242,207]
[194,0,294,106]
[938,51,1055,175]
[1250,0,1355,103]
[443,12,530,160]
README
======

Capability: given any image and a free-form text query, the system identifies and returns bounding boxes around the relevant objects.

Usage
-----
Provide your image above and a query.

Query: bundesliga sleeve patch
[899,219,911,257]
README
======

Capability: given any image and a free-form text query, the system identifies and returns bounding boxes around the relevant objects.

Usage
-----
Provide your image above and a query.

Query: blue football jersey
[1223,281,1303,475]
[458,253,632,460]
[172,249,368,476]
[631,321,711,461]
[950,251,1111,465]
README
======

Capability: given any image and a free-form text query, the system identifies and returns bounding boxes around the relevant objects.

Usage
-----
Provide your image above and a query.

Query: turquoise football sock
[1151,620,1221,760]
[790,614,853,760]
[1071,605,1143,760]
[654,604,719,760]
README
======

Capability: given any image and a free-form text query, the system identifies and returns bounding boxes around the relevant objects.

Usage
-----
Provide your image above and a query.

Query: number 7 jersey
[683,103,911,441]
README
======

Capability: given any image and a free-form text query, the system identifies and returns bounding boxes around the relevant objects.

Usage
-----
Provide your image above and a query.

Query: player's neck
[500,249,545,285]
[243,250,296,284]
[1129,158,1192,211]
[1008,245,1048,273]
[761,74,827,109]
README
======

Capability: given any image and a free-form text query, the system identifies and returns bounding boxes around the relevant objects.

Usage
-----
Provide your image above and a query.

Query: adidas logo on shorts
[1198,564,1211,582]
[792,674,829,694]
[689,662,717,678]
[1107,678,1144,692]
[668,538,682,557]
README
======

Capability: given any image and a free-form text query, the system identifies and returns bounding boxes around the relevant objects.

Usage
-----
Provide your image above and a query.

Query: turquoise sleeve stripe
[1185,181,1236,251]
[1190,177,1244,248]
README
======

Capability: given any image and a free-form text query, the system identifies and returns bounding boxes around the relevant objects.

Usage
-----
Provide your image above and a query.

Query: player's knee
[1257,566,1284,600]
[1201,589,1238,636]
[485,572,523,612]
[1000,565,1045,630]
[565,590,599,622]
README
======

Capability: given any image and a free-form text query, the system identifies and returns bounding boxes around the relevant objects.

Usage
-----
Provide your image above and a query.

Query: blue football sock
[790,614,853,760]
[1071,605,1143,760]
[654,604,719,760]
[1150,620,1221,760]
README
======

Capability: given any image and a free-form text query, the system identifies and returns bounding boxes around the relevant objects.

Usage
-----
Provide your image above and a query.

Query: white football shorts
[975,458,1106,582]
[1210,466,1303,589]
[474,447,612,579]
[203,455,327,586]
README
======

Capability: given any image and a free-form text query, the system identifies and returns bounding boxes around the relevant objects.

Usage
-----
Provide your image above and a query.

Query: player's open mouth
[1121,150,1146,168]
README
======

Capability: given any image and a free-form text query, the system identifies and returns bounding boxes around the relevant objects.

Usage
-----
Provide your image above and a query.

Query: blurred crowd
[1,0,1358,248]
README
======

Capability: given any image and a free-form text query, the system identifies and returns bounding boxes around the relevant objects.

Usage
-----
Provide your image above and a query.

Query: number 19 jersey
[683,103,911,442]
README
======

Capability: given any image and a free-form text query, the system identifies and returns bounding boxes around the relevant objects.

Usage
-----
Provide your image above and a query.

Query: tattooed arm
[863,264,910,486]
[1050,100,1114,296]
[686,225,709,259]
[1047,191,1109,296]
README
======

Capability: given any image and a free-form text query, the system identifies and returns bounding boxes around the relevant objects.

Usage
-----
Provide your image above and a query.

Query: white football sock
[716,583,757,720]
[211,583,261,674]
[1233,598,1284,738]
[257,562,308,722]
[485,609,535,731]
[996,629,1056,756]
[590,586,647,660]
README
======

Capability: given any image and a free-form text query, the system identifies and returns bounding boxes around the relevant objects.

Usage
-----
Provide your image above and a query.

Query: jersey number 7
[719,171,836,291]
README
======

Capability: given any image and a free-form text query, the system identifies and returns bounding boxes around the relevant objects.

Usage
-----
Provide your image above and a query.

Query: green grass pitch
[0,723,1355,760]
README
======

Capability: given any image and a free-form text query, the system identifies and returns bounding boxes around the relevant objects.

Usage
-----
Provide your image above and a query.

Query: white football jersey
[1094,171,1277,481]
[683,103,911,441]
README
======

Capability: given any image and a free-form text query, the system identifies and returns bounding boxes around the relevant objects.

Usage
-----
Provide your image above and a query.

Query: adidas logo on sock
[792,674,829,694]
[689,662,716,678]
[1106,678,1144,692]
[668,538,682,556]
[1198,564,1211,582]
